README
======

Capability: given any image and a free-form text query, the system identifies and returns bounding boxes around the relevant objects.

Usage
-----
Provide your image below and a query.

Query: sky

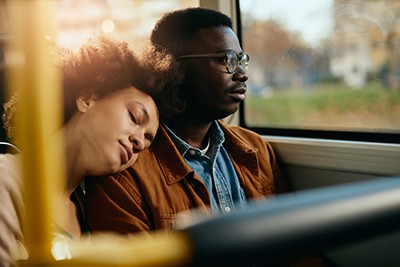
[239,0,334,45]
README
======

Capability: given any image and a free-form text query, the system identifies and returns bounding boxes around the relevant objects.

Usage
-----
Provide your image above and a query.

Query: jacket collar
[217,121,259,154]
[154,121,259,185]
[151,125,194,185]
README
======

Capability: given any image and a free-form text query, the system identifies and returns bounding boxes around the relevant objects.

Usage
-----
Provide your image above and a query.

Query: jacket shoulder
[218,121,267,145]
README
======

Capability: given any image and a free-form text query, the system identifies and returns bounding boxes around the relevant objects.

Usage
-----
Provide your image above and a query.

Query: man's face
[181,26,249,122]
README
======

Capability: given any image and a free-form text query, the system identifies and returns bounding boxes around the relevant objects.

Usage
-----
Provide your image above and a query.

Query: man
[84,7,289,234]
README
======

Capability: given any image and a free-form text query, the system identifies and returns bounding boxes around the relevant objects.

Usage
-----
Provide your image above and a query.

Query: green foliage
[244,83,400,131]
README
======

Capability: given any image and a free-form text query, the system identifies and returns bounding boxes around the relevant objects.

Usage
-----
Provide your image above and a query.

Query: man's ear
[76,95,94,113]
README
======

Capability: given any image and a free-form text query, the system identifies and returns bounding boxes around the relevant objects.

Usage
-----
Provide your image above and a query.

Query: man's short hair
[150,7,232,56]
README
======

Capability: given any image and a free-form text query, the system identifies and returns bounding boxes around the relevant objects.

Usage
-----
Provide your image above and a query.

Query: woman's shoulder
[0,152,26,264]
[0,153,22,191]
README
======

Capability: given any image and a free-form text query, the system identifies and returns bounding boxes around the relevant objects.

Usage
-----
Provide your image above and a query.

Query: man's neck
[164,117,214,149]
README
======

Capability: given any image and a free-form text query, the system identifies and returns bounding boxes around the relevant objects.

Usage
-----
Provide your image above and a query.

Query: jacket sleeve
[84,171,153,235]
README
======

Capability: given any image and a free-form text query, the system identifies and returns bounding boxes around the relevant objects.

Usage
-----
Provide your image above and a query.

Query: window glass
[240,0,400,133]
[55,0,199,50]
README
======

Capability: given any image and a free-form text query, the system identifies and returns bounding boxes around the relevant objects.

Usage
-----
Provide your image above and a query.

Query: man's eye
[216,57,226,63]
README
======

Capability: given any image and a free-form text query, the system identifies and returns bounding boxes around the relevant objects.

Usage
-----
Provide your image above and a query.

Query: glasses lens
[226,51,237,73]
[225,51,249,73]
[240,53,249,70]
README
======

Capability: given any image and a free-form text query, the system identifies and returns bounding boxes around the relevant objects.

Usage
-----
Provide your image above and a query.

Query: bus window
[239,0,400,143]
[55,0,199,50]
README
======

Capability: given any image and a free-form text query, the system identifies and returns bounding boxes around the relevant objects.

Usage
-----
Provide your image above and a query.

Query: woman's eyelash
[129,111,137,124]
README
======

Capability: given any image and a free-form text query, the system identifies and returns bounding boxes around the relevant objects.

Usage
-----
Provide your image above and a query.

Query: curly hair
[61,33,161,122]
[139,43,184,119]
[3,33,177,140]
[149,7,232,118]
[2,94,17,140]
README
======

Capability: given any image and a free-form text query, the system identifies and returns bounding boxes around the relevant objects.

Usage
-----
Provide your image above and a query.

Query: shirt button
[224,207,231,213]
[189,149,196,156]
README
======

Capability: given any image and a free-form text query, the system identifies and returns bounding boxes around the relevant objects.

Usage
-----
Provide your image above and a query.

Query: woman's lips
[120,142,132,164]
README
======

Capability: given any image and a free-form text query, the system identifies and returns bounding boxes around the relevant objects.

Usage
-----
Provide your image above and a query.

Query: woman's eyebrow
[145,132,155,143]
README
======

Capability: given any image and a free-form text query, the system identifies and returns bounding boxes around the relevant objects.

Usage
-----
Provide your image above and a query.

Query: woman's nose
[129,134,145,153]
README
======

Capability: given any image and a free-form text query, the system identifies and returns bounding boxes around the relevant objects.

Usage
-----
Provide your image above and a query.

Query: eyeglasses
[176,50,250,74]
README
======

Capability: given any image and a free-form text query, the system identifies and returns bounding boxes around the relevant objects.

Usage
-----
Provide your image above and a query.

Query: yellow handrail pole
[57,231,193,267]
[6,0,64,265]
[7,2,195,267]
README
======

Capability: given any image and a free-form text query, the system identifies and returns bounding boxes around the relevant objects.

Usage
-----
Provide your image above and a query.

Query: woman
[1,33,175,264]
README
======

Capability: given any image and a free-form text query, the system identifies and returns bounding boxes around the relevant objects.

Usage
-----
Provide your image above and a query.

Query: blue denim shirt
[163,121,247,214]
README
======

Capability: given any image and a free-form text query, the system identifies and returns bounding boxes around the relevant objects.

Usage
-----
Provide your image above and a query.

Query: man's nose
[233,66,249,82]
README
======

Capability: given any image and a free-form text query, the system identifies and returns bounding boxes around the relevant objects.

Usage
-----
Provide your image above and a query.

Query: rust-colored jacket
[84,121,289,234]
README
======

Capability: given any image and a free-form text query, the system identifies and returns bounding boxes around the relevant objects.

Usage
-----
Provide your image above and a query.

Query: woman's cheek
[119,154,138,172]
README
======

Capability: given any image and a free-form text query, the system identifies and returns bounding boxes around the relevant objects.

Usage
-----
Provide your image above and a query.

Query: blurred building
[330,0,400,88]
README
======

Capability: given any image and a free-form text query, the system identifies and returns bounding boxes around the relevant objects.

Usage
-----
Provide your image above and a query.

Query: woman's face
[76,86,159,176]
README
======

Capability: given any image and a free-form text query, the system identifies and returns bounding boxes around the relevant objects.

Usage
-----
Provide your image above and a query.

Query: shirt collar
[162,122,191,156]
[162,121,225,158]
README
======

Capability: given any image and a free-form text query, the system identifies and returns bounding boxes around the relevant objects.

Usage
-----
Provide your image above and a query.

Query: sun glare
[101,19,115,33]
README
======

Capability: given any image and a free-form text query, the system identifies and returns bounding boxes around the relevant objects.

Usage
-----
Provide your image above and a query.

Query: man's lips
[228,86,247,101]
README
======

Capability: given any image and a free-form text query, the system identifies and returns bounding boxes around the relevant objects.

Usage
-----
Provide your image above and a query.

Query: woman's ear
[76,95,94,113]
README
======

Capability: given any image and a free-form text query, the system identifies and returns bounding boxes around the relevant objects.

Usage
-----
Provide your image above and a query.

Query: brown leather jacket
[84,121,289,234]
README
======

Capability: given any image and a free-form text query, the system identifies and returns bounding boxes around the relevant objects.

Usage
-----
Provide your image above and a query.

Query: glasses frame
[176,50,250,74]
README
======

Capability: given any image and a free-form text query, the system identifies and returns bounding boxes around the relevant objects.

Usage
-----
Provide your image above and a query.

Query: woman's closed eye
[129,110,138,124]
